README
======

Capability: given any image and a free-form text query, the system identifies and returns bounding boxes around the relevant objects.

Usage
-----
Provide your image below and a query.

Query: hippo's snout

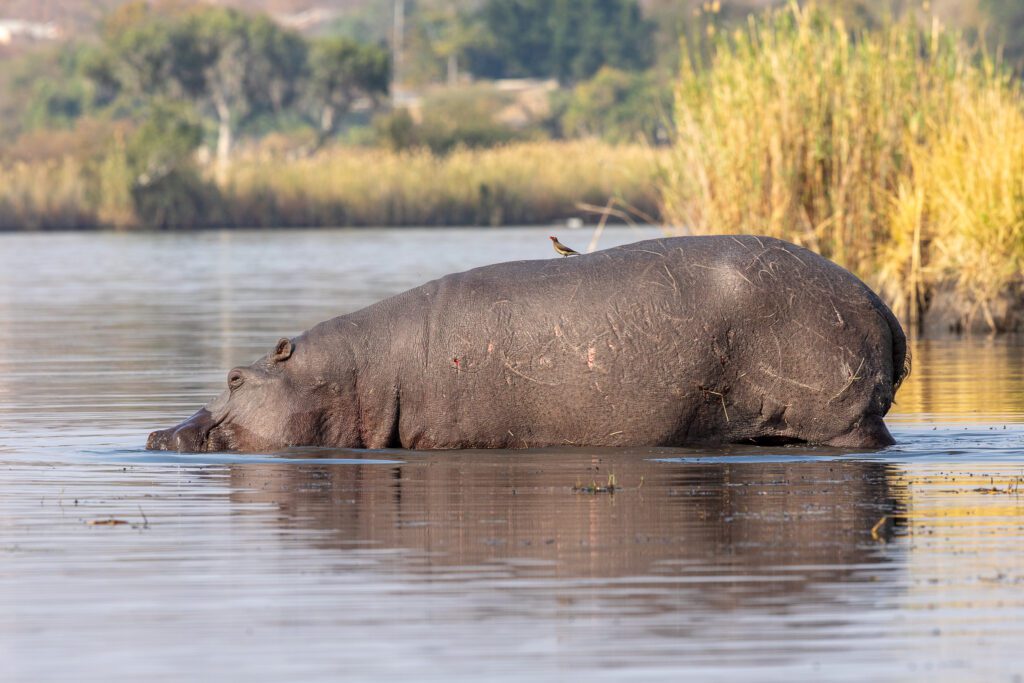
[147,408,216,452]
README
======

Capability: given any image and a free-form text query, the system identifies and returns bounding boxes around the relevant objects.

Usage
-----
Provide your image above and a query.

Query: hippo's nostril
[147,408,216,452]
[169,422,210,453]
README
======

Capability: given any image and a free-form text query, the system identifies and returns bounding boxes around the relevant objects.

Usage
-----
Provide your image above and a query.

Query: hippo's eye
[228,370,244,390]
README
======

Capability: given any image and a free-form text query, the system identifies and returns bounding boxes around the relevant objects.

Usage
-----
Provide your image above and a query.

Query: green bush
[559,67,671,143]
[375,87,533,154]
[373,109,419,152]
[125,102,220,229]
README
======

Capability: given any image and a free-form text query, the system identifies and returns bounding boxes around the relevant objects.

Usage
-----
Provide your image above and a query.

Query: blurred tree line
[0,2,391,225]
[3,0,1024,176]
[1,0,670,156]
[76,3,388,169]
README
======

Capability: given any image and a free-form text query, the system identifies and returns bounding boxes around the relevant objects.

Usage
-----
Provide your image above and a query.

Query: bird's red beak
[549,236,556,241]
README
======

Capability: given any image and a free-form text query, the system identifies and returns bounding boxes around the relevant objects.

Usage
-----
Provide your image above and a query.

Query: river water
[1,227,1022,682]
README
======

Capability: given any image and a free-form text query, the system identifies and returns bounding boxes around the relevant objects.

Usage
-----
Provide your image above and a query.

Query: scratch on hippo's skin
[502,360,560,386]
[662,265,681,296]
[771,331,783,374]
[586,346,597,369]
[753,255,787,283]
[701,388,730,422]
[731,236,755,253]
[488,299,514,316]
[769,245,806,266]
[793,319,835,346]
[829,298,846,328]
[792,320,858,361]
[828,358,866,403]
[626,248,668,258]
[567,279,583,305]
[691,262,756,288]
[759,364,823,393]
[551,322,611,360]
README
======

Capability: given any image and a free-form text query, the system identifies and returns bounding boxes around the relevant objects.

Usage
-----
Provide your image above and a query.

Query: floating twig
[87,519,129,526]
[870,515,887,542]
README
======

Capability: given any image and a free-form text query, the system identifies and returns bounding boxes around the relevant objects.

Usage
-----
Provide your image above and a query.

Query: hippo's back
[352,236,906,448]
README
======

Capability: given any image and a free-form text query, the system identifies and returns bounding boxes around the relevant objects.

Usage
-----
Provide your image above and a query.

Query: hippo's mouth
[147,408,226,452]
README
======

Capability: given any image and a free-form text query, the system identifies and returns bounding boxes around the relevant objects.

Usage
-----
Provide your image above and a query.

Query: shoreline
[0,219,652,234]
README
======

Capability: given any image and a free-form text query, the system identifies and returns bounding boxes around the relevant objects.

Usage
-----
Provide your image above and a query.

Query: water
[1,227,1023,682]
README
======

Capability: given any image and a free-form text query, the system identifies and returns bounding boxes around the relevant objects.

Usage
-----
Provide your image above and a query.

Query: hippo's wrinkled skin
[147,236,908,453]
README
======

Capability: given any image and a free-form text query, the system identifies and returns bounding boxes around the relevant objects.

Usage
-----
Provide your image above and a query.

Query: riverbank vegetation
[0,0,669,231]
[0,138,661,230]
[662,3,1024,332]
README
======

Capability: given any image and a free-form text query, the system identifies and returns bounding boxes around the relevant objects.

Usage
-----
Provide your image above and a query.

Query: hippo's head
[147,337,359,453]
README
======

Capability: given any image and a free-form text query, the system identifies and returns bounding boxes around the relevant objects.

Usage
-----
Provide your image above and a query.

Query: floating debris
[870,515,888,542]
[973,476,1023,495]
[86,519,129,526]
[573,473,618,495]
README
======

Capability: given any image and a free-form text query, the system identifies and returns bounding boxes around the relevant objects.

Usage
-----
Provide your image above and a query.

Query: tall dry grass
[0,140,662,230]
[0,158,99,230]
[883,73,1024,327]
[662,2,1024,327]
[222,141,663,228]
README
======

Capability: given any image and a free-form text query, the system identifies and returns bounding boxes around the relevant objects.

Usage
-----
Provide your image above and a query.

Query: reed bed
[0,158,100,230]
[884,75,1024,327]
[222,141,663,228]
[0,140,662,231]
[662,3,1024,328]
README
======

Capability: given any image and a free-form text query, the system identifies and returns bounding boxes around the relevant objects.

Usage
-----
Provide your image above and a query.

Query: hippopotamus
[147,235,908,453]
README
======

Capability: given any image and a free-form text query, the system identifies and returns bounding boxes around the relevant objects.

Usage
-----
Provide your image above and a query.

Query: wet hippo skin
[147,236,908,452]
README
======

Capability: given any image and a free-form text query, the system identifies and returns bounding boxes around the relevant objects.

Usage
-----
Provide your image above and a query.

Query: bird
[549,235,580,257]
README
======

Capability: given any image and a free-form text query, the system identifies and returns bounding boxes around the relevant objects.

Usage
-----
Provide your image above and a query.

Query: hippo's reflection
[228,452,906,609]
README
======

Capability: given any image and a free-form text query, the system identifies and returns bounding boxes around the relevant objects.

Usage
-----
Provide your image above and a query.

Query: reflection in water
[227,455,912,645]
[231,456,905,590]
[1,229,1024,681]
[894,338,1024,421]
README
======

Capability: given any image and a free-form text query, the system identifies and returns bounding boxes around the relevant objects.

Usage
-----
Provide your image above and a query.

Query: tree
[986,0,1024,68]
[468,0,654,83]
[2,42,116,135]
[96,4,307,177]
[558,67,670,143]
[307,37,389,147]
[471,0,550,78]
[188,8,306,175]
[125,100,217,229]
[418,6,492,85]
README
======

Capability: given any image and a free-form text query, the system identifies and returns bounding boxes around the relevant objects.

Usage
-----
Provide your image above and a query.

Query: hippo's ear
[272,338,293,363]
